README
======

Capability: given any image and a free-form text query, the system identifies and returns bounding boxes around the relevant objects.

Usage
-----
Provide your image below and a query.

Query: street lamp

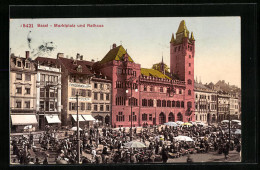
[126,77,138,141]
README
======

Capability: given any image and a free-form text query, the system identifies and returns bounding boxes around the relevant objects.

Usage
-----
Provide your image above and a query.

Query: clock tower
[170,20,195,121]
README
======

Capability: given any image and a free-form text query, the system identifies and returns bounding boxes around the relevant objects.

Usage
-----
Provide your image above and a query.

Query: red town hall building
[95,20,195,127]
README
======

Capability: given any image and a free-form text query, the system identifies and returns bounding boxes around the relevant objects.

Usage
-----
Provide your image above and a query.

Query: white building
[35,57,62,130]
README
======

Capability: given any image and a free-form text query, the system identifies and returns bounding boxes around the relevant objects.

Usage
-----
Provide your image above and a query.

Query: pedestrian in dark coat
[161,148,168,163]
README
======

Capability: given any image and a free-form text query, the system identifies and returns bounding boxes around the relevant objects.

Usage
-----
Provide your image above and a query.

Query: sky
[10,17,241,88]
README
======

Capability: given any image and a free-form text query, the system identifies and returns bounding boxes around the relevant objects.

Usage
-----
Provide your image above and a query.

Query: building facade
[35,57,62,130]
[229,96,239,120]
[194,82,217,124]
[91,72,112,126]
[58,54,95,127]
[10,51,38,132]
[217,93,230,122]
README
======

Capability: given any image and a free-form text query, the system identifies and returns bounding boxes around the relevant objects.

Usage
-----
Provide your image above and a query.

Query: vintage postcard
[9,17,241,164]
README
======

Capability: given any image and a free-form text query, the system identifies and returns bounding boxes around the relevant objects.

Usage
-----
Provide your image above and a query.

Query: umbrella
[182,122,192,126]
[176,121,184,125]
[221,120,229,123]
[155,135,165,141]
[124,141,146,148]
[234,129,241,135]
[174,135,194,142]
[164,122,178,127]
[24,125,32,130]
[70,127,83,131]
[196,122,206,126]
[231,120,241,123]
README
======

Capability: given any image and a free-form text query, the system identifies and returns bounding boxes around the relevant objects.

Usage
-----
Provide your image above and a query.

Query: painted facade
[34,57,62,129]
[10,52,38,132]
[96,20,195,127]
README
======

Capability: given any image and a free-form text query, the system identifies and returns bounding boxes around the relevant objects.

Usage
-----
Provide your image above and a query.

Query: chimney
[76,53,80,60]
[112,43,117,49]
[57,53,64,59]
[80,55,83,60]
[25,51,30,59]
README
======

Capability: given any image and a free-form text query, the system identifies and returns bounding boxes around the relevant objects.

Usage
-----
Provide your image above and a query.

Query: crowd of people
[10,123,241,164]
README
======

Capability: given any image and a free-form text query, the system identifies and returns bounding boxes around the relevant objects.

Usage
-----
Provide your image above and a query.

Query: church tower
[170,20,195,121]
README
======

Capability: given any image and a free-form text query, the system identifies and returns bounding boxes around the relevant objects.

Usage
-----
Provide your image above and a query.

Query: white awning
[82,114,95,121]
[11,115,38,125]
[46,114,61,124]
[71,114,85,122]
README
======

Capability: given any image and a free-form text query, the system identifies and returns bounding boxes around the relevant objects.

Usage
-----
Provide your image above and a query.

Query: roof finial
[170,33,175,43]
[190,32,195,41]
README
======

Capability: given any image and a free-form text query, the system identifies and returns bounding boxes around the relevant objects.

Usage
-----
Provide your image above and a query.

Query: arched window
[157,100,161,107]
[167,100,171,107]
[181,101,184,108]
[168,112,174,122]
[172,101,176,107]
[159,112,166,124]
[188,89,191,95]
[176,101,180,107]
[177,112,183,121]
[188,79,192,85]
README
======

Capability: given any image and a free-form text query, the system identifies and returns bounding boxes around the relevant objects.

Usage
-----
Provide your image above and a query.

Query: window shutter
[69,102,72,110]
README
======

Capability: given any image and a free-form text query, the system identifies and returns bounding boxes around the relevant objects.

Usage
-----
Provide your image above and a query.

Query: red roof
[35,57,60,67]
[58,57,94,75]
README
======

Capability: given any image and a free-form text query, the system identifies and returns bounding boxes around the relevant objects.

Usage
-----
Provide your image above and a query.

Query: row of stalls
[71,114,96,128]
[10,114,62,132]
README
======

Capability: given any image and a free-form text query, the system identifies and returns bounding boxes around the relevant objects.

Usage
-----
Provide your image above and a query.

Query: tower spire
[162,52,164,64]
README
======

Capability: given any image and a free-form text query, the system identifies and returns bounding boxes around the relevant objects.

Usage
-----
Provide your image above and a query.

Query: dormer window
[17,61,21,67]
[77,65,82,72]
[73,60,77,65]
[25,62,30,68]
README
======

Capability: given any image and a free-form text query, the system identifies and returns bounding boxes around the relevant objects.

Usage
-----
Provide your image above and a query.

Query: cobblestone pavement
[167,150,241,163]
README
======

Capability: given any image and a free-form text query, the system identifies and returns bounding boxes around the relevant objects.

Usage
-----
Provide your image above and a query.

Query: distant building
[229,97,239,120]
[217,93,230,122]
[194,82,217,124]
[10,51,38,132]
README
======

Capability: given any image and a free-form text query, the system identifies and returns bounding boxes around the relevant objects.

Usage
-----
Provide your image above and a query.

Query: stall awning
[82,114,95,121]
[11,115,38,125]
[71,114,85,122]
[46,114,61,124]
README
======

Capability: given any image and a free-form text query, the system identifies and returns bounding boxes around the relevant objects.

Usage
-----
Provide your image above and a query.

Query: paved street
[167,150,240,163]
